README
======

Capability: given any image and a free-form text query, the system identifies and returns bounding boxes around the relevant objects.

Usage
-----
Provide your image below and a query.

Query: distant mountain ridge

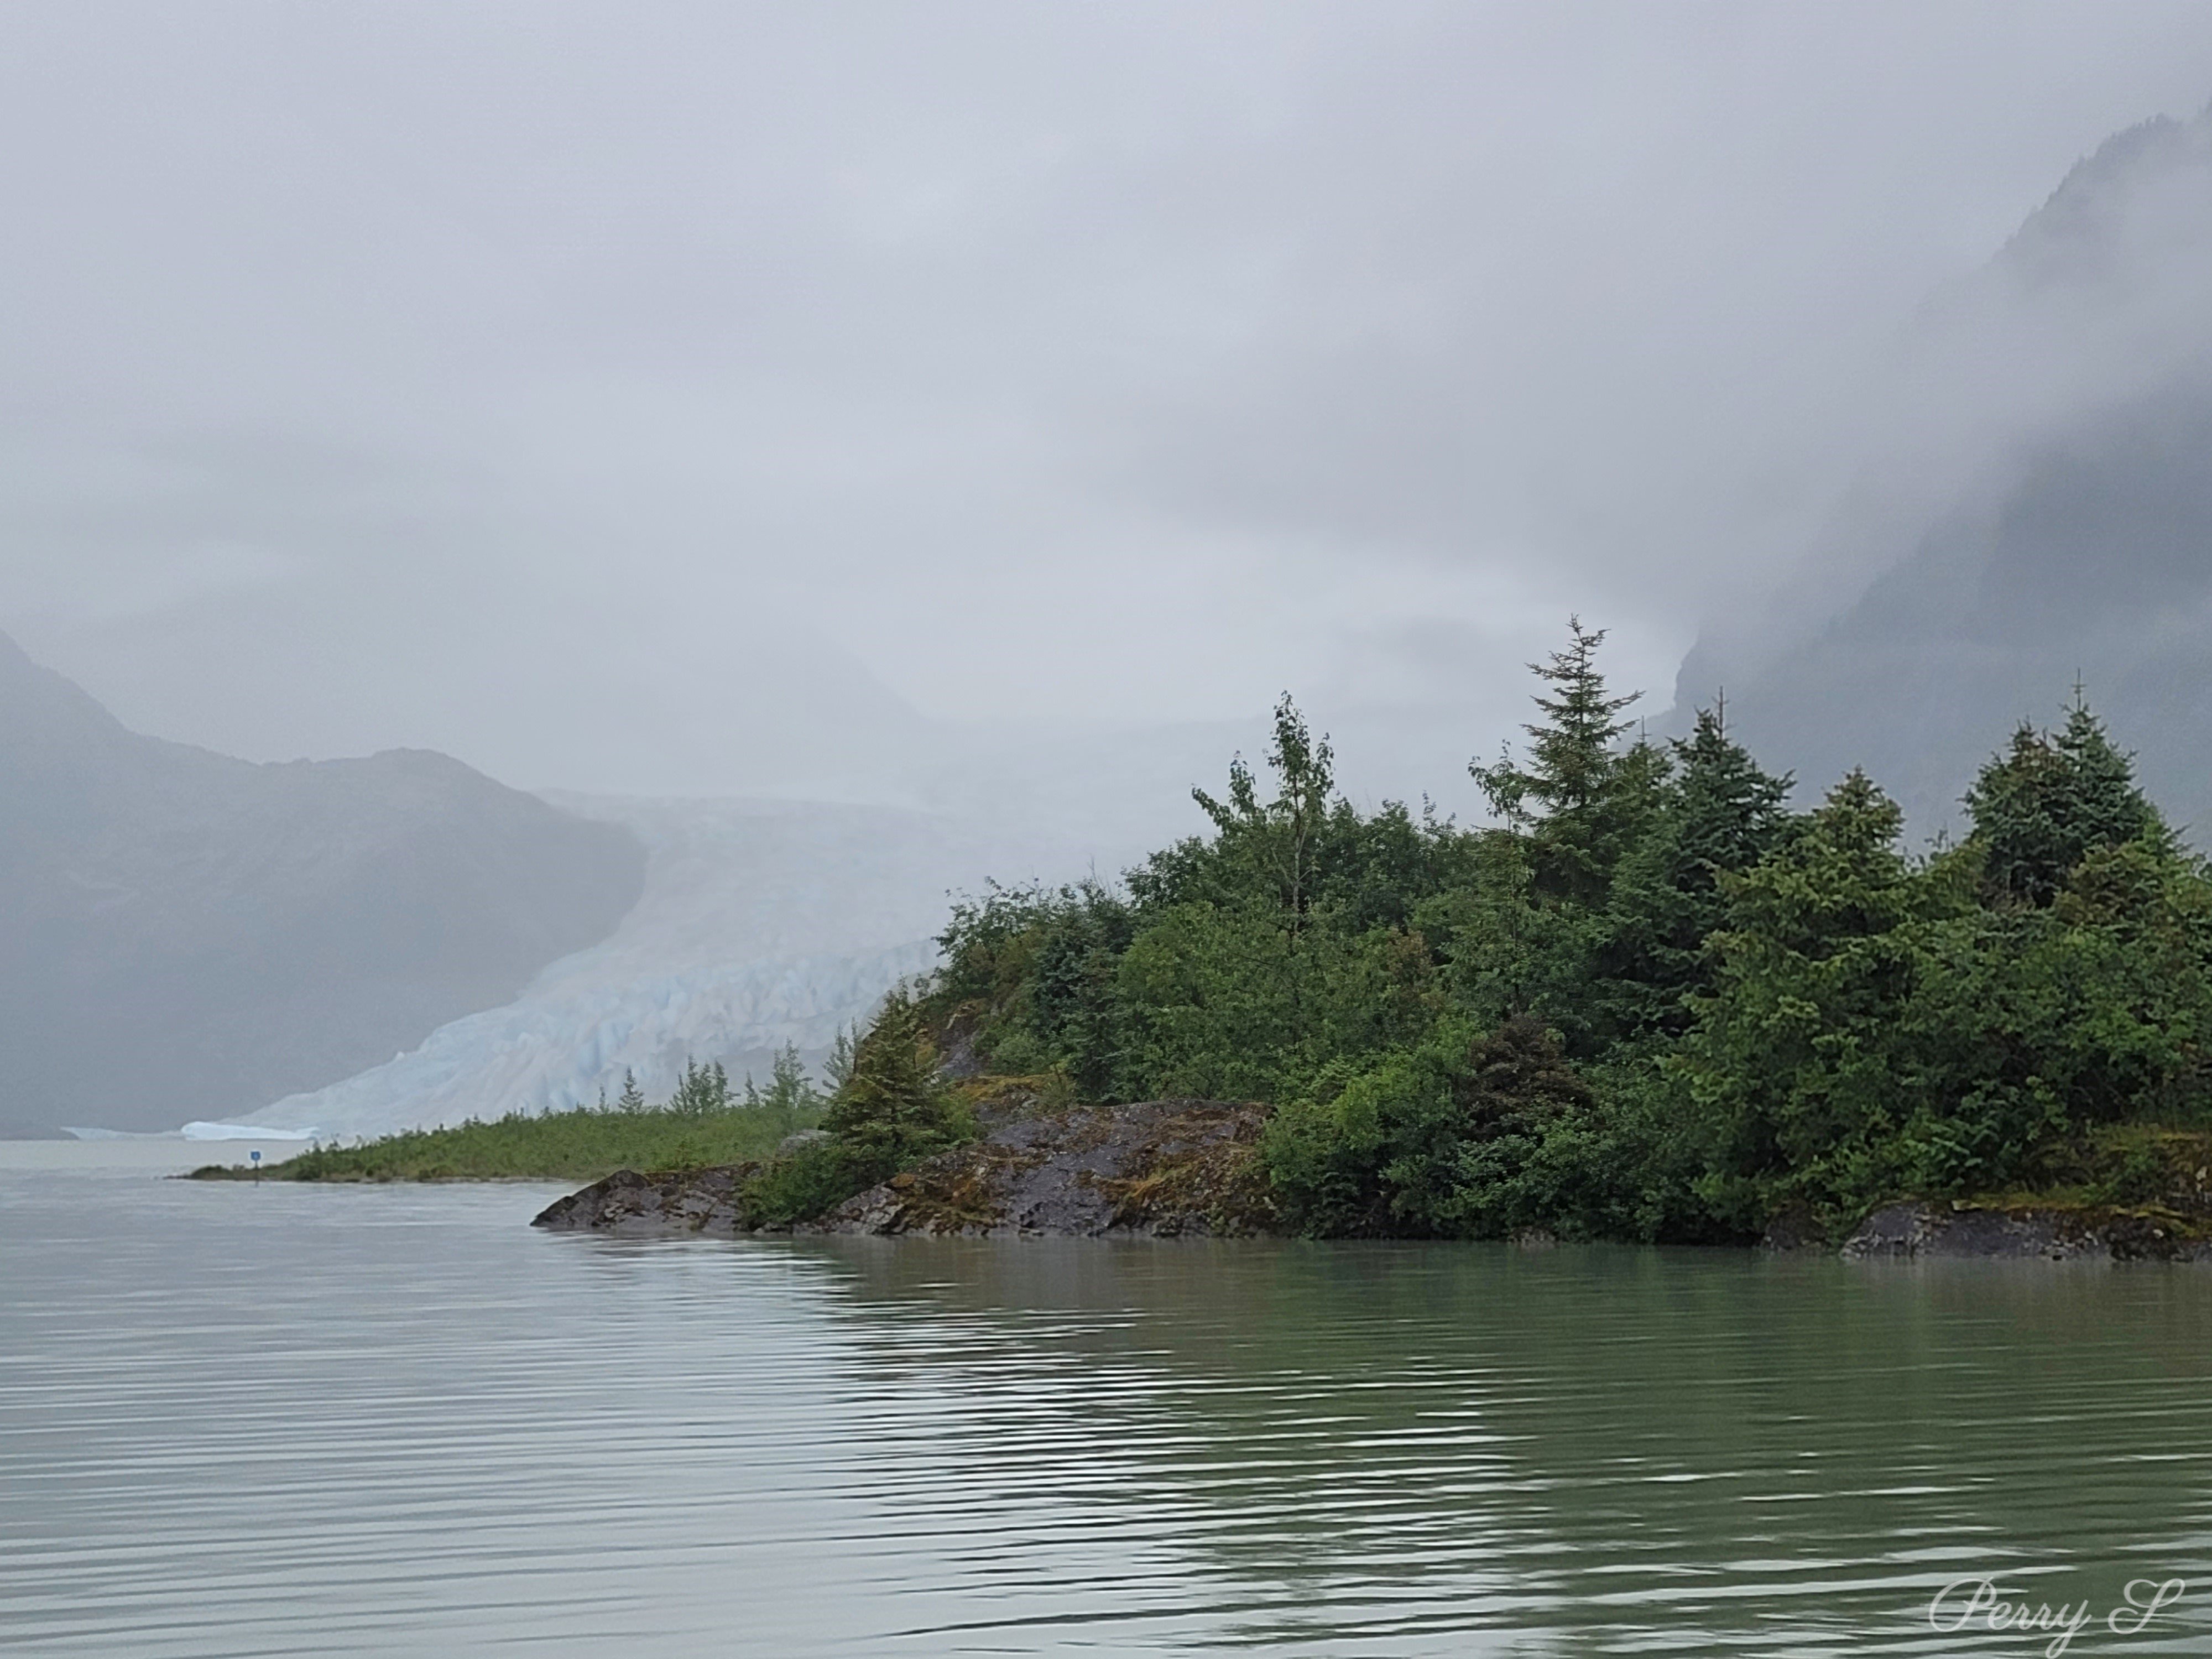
[239,792,1115,1142]
[0,630,646,1134]
[1677,100,2212,834]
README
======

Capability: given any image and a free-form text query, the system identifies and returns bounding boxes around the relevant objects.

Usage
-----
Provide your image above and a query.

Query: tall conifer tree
[1471,618,1667,906]
[1965,694,2162,907]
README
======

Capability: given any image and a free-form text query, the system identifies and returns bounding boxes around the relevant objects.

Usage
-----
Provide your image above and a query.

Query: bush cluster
[921,621,2212,1241]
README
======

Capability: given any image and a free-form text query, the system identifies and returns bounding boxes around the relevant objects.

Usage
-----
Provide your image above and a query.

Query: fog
[5,3,2212,826]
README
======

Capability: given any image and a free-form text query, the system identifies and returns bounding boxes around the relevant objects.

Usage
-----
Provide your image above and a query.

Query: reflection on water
[4,1161,2211,1656]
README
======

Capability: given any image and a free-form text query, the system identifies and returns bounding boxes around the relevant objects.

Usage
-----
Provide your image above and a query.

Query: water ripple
[5,1171,2212,1655]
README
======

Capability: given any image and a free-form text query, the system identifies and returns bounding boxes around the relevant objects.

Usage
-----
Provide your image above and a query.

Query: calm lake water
[6,1149,2212,1656]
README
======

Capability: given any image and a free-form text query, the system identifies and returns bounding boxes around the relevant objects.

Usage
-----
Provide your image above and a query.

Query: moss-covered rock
[811,1098,1277,1237]
[530,1091,1280,1238]
[1839,1125,2212,1260]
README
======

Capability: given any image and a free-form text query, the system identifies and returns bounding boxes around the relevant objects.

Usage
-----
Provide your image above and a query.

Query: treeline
[224,1015,979,1198]
[231,1048,839,1181]
[920,620,2212,1242]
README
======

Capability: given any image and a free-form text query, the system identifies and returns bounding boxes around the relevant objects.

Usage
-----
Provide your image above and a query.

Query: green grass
[187,1103,820,1182]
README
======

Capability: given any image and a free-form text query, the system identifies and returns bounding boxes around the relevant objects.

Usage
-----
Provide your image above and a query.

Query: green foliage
[201,1048,836,1182]
[1113,900,1440,1104]
[743,1044,828,1126]
[929,619,2212,1244]
[1593,706,1794,1045]
[1966,699,2162,907]
[1670,767,2212,1231]
[1264,1038,1457,1237]
[738,1138,877,1227]
[1183,693,1337,933]
[1266,1016,1676,1241]
[933,879,1133,1093]
[821,989,976,1181]
[237,1097,816,1184]
[1470,617,1667,906]
[667,1058,732,1115]
[929,697,1477,1109]
[1442,1016,1603,1236]
[1667,770,1946,1229]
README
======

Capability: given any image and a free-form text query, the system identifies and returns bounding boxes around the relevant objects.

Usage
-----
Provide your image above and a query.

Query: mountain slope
[1677,104,2212,832]
[0,631,645,1133]
[242,793,1119,1141]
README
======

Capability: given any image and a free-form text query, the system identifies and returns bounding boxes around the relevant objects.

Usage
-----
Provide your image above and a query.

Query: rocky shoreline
[1837,1200,2212,1262]
[531,1098,1276,1239]
[530,1099,2212,1260]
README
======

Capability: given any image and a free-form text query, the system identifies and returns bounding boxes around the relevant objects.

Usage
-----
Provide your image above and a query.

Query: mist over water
[12,14,2212,1652]
[7,1153,2212,1656]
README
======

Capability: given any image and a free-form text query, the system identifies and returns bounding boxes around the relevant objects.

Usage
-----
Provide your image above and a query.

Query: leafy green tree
[1018,884,1134,1095]
[1114,900,1439,1105]
[1420,829,1608,1053]
[1266,1016,1604,1239]
[823,1024,858,1094]
[1138,693,1340,932]
[1435,1016,1596,1235]
[1263,1037,1458,1237]
[932,880,1135,1093]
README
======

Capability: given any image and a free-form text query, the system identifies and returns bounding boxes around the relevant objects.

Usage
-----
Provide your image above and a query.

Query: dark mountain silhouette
[1677,105,2212,836]
[0,631,645,1134]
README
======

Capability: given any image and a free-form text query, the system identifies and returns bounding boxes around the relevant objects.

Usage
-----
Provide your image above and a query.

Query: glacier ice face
[244,941,938,1140]
[239,794,1102,1141]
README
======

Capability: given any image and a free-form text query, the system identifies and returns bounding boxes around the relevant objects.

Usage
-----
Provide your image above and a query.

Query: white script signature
[1927,1576,2185,1657]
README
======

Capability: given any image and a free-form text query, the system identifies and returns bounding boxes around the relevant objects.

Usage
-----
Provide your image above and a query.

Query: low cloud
[4,3,2212,812]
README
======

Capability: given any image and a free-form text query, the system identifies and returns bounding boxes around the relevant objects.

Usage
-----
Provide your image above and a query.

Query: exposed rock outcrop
[1841,1201,2212,1262]
[530,1098,1277,1239]
[812,1099,1274,1237]
[530,1166,749,1235]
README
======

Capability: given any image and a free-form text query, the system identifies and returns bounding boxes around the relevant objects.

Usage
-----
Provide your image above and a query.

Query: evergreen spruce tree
[615,1068,646,1113]
[1673,768,1932,1230]
[822,993,972,1177]
[744,1044,822,1118]
[682,1058,733,1113]
[1597,704,1795,1041]
[1965,695,2162,907]
[1471,618,1667,906]
[823,1024,859,1094]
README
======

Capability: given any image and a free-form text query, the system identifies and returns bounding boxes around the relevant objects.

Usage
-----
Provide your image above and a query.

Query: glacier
[237,794,1103,1142]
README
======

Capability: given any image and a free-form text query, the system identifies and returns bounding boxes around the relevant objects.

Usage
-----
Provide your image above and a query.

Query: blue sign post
[251,1148,261,1182]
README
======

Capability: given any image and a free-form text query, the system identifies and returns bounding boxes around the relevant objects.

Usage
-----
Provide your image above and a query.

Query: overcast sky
[5,2,2212,810]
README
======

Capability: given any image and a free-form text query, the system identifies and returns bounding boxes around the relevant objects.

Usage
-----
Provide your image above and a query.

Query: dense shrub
[922,619,2212,1241]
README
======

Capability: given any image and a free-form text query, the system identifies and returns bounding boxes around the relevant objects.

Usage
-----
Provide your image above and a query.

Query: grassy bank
[189,1101,818,1182]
